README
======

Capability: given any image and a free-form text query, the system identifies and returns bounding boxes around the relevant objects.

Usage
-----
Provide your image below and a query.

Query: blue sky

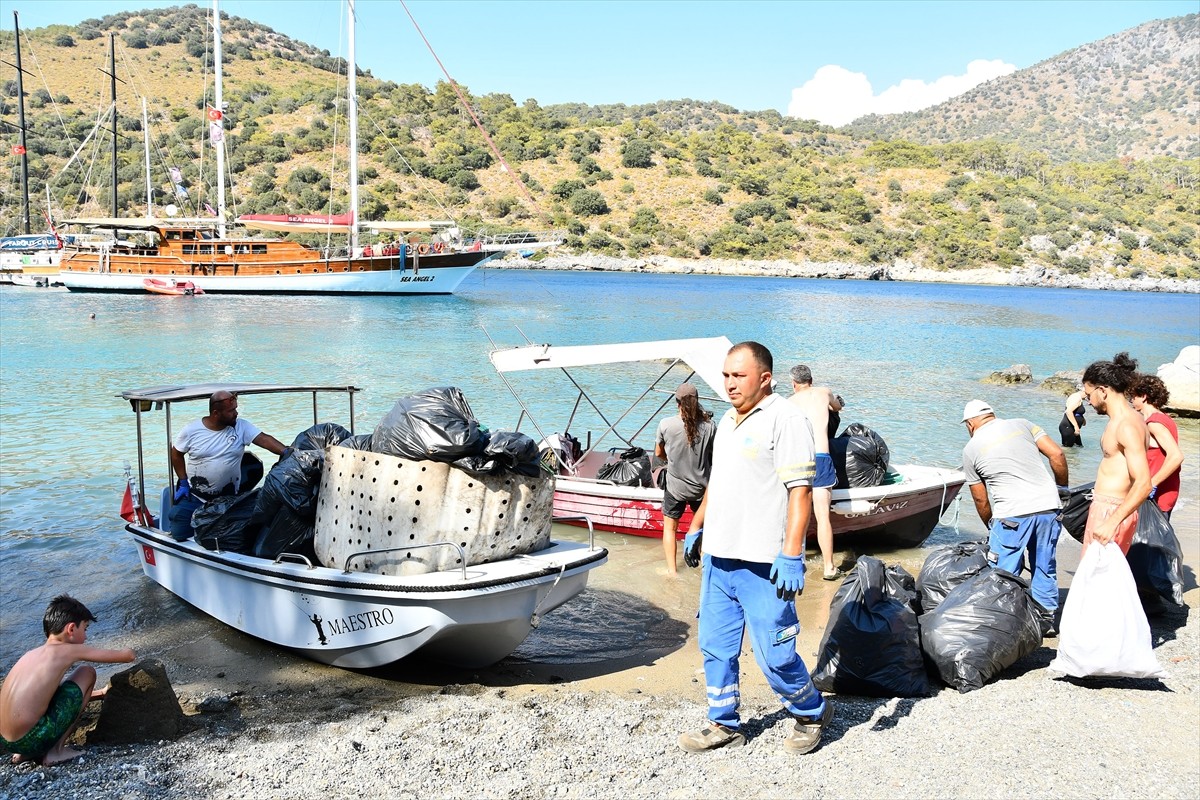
[8,0,1196,123]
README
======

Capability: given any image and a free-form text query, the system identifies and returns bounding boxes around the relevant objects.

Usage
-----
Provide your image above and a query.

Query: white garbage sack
[1049,542,1166,680]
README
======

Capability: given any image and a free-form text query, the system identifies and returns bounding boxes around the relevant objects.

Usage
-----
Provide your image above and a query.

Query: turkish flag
[120,484,136,522]
[207,107,223,121]
[11,145,25,155]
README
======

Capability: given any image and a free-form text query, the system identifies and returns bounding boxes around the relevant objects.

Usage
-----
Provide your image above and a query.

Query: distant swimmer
[88,313,96,320]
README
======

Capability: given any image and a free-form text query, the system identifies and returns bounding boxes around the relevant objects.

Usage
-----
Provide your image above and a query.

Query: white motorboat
[489,337,966,547]
[119,382,607,669]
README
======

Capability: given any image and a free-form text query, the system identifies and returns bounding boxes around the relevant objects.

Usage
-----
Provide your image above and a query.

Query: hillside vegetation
[848,15,1199,164]
[1,6,1196,279]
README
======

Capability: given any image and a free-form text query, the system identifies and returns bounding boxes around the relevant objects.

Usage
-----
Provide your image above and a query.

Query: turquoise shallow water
[1,270,1197,664]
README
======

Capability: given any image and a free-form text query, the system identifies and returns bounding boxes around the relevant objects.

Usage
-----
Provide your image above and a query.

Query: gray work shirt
[704,393,816,564]
[961,417,1060,518]
[655,414,715,499]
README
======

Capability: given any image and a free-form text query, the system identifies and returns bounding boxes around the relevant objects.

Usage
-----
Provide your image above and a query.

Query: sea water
[1,270,1197,666]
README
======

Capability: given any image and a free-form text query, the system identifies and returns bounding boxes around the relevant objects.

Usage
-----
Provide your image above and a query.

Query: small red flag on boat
[11,145,25,155]
[207,107,223,121]
[120,483,136,522]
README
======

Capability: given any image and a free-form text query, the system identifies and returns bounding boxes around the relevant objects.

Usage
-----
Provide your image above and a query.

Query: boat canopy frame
[119,383,360,524]
[487,337,732,475]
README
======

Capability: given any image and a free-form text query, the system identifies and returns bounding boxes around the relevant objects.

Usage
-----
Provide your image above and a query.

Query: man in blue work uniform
[679,341,832,754]
[961,399,1068,634]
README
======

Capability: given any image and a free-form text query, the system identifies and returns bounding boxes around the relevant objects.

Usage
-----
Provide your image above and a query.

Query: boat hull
[63,261,485,295]
[128,526,606,668]
[554,464,965,548]
[60,240,498,295]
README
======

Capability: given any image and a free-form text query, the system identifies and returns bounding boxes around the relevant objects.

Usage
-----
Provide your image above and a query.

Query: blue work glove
[1148,485,1157,500]
[770,553,806,601]
[683,527,703,568]
[173,477,190,503]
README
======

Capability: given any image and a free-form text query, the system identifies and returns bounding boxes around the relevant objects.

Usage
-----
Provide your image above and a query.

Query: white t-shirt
[704,393,816,564]
[173,417,261,497]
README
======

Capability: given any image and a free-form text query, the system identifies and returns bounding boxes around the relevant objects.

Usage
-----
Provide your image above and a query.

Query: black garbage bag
[370,387,486,462]
[919,568,1043,693]
[596,446,652,487]
[291,422,352,452]
[252,449,325,528]
[338,433,374,451]
[456,431,543,477]
[886,563,922,615]
[1059,482,1095,542]
[829,423,890,489]
[813,557,931,697]
[193,490,261,554]
[253,506,316,561]
[916,540,989,614]
[1128,498,1185,605]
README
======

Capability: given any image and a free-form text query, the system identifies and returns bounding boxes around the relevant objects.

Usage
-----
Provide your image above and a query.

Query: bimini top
[119,383,360,404]
[489,337,733,400]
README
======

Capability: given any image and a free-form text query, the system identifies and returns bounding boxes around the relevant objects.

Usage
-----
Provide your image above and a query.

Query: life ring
[431,241,445,254]
[416,243,430,255]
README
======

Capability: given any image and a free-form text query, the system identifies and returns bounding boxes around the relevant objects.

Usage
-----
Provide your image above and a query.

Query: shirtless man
[1,595,135,765]
[788,364,845,580]
[1080,353,1152,556]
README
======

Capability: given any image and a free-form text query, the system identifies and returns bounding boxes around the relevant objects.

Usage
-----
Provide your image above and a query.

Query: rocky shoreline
[494,253,1200,294]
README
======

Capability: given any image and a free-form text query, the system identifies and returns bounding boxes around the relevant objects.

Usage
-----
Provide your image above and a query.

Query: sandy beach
[2,499,1197,800]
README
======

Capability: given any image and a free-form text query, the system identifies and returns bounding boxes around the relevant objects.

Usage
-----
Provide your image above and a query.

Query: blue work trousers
[988,510,1061,611]
[699,556,824,729]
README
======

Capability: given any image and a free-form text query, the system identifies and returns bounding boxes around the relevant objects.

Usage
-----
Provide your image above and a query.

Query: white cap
[962,399,994,422]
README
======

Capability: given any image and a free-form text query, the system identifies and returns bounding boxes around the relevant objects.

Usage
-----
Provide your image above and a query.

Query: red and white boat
[489,337,966,548]
[144,277,204,296]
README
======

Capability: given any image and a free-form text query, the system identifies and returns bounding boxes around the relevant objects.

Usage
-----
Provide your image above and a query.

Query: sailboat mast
[109,33,117,218]
[142,98,152,216]
[13,12,30,234]
[347,0,359,249]
[212,0,226,237]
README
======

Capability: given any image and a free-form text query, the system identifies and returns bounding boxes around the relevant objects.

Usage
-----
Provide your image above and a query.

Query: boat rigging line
[399,0,552,226]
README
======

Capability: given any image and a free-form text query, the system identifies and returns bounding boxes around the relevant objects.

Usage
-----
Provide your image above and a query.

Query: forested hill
[1,6,1196,279]
[847,15,1199,164]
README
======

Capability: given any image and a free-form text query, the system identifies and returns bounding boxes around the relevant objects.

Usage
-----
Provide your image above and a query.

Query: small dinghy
[144,278,204,296]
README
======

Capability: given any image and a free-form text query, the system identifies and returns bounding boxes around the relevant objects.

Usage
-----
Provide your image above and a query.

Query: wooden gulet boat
[119,382,607,669]
[489,337,967,548]
[58,0,560,296]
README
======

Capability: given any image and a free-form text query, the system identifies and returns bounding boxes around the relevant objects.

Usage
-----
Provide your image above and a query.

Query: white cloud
[787,59,1017,127]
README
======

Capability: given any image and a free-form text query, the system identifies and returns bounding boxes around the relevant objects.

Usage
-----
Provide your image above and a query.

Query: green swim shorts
[0,681,84,759]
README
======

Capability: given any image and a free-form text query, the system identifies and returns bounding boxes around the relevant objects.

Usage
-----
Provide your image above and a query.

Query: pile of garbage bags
[814,539,1045,697]
[190,388,543,560]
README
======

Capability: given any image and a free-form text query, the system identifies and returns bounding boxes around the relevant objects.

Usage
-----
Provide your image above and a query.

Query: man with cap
[654,382,715,574]
[788,364,845,580]
[961,399,1069,633]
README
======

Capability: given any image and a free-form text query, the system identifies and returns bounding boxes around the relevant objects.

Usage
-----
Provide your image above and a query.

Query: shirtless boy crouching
[0,594,136,765]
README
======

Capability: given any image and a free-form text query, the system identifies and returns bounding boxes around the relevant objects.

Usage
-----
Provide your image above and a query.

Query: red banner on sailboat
[120,483,136,522]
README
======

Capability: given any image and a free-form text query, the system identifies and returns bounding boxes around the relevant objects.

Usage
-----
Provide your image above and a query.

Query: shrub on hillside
[621,139,654,168]
[569,189,609,216]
